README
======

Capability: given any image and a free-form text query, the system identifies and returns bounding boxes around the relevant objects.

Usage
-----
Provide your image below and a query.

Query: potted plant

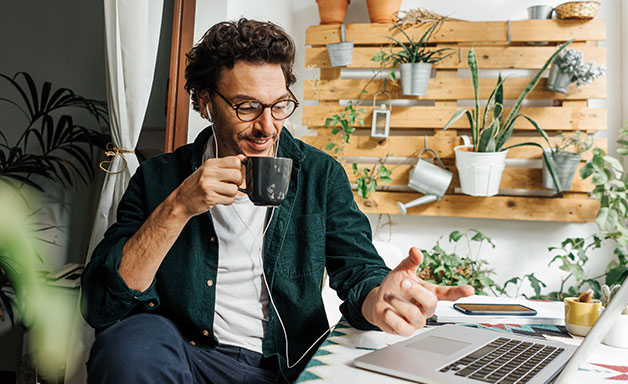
[601,284,628,348]
[442,42,571,196]
[373,19,453,96]
[546,48,605,94]
[366,0,402,23]
[542,131,593,191]
[418,229,499,295]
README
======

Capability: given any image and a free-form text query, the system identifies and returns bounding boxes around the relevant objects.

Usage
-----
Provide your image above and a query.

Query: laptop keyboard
[439,337,565,384]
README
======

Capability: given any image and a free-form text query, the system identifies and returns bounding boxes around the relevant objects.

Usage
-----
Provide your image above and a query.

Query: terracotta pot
[316,0,350,25]
[366,0,402,23]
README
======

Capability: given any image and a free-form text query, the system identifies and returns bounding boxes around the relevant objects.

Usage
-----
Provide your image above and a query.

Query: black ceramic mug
[238,156,293,206]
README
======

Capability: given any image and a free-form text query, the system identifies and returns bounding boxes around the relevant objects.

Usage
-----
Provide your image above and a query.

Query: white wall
[191,0,620,296]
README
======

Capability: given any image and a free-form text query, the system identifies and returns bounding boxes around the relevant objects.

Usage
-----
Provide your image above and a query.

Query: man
[81,18,473,383]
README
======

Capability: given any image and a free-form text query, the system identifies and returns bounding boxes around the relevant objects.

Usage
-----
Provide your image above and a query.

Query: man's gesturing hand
[361,247,474,336]
[173,155,246,218]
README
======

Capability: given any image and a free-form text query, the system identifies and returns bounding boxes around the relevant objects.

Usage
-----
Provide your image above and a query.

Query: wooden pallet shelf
[302,19,607,222]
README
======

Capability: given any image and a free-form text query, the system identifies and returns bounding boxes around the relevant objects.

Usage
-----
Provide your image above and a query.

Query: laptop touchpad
[407,336,471,356]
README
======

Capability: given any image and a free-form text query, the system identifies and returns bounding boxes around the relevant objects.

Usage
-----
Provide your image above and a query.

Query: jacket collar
[189,126,305,171]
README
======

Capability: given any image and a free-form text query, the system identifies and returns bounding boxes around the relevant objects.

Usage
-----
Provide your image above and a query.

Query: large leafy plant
[0,72,108,193]
[0,72,108,326]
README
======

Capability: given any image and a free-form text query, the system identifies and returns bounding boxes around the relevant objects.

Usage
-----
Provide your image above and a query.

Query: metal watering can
[397,142,453,214]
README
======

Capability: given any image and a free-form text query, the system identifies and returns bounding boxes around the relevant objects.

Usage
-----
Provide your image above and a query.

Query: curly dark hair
[185,18,296,112]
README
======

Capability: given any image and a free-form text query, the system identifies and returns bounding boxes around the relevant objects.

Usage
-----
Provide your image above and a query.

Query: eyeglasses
[213,89,299,122]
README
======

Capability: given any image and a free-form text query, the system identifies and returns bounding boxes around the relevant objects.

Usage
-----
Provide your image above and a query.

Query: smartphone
[453,303,537,316]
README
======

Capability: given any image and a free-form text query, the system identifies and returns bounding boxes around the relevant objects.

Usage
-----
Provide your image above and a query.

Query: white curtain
[64,0,163,382]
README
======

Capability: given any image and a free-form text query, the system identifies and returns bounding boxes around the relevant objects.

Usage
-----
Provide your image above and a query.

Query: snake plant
[443,40,574,192]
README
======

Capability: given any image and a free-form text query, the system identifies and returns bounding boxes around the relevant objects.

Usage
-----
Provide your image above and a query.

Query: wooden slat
[301,136,607,160]
[304,78,606,100]
[305,20,605,45]
[352,192,599,222]
[305,46,606,69]
[303,106,606,131]
[343,164,593,192]
[510,19,606,43]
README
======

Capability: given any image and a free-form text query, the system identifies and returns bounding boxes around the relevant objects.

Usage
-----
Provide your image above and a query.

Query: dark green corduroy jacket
[81,127,390,381]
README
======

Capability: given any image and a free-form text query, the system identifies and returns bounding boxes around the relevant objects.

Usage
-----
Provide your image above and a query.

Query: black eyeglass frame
[212,89,300,122]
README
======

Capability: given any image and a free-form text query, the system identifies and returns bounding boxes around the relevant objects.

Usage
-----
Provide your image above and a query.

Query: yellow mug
[564,297,602,336]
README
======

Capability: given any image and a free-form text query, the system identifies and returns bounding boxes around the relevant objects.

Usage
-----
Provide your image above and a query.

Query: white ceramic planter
[400,62,431,96]
[454,145,508,196]
[603,313,628,349]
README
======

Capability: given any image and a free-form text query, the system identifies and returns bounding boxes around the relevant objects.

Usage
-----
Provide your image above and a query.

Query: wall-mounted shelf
[301,19,607,222]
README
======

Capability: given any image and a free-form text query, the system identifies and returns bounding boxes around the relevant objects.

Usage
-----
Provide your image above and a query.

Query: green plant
[0,72,108,193]
[553,48,606,88]
[352,162,392,199]
[0,72,108,326]
[544,235,605,300]
[418,229,498,295]
[324,102,365,154]
[580,126,628,248]
[441,42,572,190]
[373,19,453,66]
[552,131,593,155]
[323,100,393,199]
[601,284,628,314]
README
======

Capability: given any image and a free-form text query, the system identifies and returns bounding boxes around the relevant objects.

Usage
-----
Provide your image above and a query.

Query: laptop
[354,279,628,383]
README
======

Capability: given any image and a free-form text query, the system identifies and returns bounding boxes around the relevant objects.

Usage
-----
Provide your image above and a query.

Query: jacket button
[206,279,214,287]
[209,236,216,243]
[148,301,155,308]
[189,341,196,346]
[202,330,209,336]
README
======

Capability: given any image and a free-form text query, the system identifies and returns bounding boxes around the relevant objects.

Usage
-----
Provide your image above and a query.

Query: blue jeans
[87,314,280,384]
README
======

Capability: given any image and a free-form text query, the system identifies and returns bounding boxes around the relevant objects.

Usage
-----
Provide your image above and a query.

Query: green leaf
[325,142,336,151]
[449,231,463,242]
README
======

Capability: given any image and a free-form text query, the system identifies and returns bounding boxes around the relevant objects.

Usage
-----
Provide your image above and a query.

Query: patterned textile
[296,320,628,383]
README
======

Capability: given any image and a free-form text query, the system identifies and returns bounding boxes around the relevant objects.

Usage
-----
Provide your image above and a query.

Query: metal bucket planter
[541,149,581,191]
[546,63,572,94]
[326,24,353,67]
[400,62,432,96]
[454,146,508,196]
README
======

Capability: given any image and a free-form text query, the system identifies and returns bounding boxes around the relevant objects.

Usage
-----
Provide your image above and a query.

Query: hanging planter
[326,24,353,67]
[400,62,431,96]
[546,63,572,94]
[546,48,605,94]
[366,0,402,23]
[454,145,508,197]
[316,0,349,25]
[541,149,581,191]
[372,19,453,97]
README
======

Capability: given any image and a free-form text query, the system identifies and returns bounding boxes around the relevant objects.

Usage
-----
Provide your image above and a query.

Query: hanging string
[98,142,135,174]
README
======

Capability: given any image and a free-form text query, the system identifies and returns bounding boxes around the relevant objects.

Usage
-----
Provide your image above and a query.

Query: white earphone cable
[208,114,336,369]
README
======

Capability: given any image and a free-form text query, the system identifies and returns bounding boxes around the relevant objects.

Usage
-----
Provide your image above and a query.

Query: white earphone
[207,118,335,369]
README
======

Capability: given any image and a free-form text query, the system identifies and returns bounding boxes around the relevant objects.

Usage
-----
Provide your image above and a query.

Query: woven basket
[555,1,600,19]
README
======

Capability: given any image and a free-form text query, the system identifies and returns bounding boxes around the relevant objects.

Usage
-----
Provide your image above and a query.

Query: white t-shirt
[204,137,269,353]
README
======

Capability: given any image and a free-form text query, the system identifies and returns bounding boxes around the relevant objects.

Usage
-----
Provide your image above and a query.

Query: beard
[210,99,278,157]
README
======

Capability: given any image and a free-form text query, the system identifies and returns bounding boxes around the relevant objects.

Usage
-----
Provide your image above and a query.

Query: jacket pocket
[276,214,325,279]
